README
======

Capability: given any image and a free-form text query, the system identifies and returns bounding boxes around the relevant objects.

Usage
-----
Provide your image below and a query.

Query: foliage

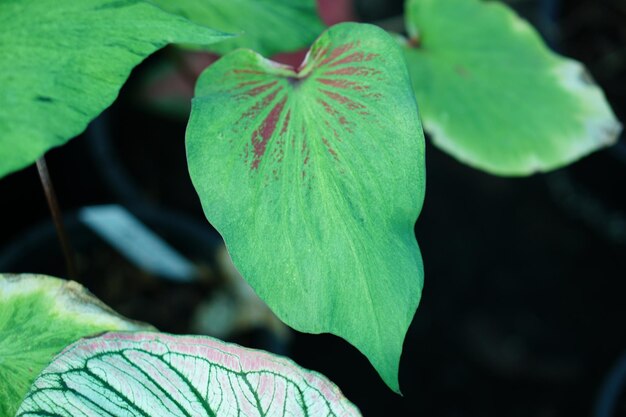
[17,332,361,417]
[187,22,425,393]
[401,0,621,175]
[0,0,230,179]
[0,274,151,417]
[0,0,622,413]
[152,0,326,56]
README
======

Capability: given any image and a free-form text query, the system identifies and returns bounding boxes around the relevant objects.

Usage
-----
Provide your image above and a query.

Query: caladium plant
[400,0,621,175]
[0,0,622,414]
[17,332,360,417]
[0,0,231,179]
[0,274,360,417]
[0,274,152,417]
[187,22,425,393]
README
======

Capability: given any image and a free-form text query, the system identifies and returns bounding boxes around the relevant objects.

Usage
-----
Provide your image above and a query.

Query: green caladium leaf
[152,0,326,56]
[0,0,231,179]
[0,274,151,417]
[16,332,362,416]
[402,0,622,175]
[187,22,425,393]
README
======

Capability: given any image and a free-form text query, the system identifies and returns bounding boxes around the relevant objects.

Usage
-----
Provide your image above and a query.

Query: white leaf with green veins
[0,274,151,417]
[16,332,362,417]
[402,0,622,175]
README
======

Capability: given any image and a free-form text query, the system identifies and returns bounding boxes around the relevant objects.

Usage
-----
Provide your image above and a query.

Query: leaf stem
[36,156,78,280]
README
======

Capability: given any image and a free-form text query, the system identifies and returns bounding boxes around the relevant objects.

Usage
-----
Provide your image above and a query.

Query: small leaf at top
[0,274,151,417]
[0,0,231,179]
[187,22,425,393]
[16,332,362,417]
[152,0,326,56]
[402,0,622,175]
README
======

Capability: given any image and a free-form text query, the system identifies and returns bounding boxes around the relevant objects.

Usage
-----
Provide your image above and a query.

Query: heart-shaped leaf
[187,22,425,393]
[402,0,622,175]
[0,274,151,417]
[0,0,231,179]
[16,332,361,417]
[152,0,326,56]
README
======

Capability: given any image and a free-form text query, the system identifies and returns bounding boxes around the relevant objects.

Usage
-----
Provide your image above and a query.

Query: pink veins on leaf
[235,40,384,174]
[323,66,383,78]
[319,42,357,66]
[317,78,370,93]
[328,51,378,67]
[250,96,287,170]
[317,98,350,127]
[281,110,292,136]
[243,81,278,97]
[320,89,366,111]
[240,87,283,121]
[322,137,339,161]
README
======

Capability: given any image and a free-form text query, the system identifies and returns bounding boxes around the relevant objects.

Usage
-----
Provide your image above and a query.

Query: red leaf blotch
[320,43,356,66]
[240,87,283,122]
[250,96,287,170]
[244,81,279,97]
[320,89,365,111]
[322,137,339,161]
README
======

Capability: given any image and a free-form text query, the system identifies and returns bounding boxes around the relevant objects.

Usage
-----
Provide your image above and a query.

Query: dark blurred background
[1,0,625,415]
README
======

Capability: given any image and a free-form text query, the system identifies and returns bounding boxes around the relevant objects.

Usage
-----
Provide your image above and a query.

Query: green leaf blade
[16,332,361,416]
[403,0,622,175]
[0,274,151,417]
[0,0,231,179]
[187,22,425,392]
[152,0,326,56]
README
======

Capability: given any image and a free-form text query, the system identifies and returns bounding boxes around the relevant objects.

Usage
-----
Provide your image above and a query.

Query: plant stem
[36,156,78,280]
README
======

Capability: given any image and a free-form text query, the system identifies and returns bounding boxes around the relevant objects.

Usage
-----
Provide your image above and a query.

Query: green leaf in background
[0,0,231,179]
[402,0,622,176]
[187,22,425,393]
[0,274,151,417]
[153,0,326,56]
[16,332,361,417]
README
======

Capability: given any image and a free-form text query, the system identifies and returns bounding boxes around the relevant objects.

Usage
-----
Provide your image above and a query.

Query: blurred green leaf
[403,0,621,175]
[153,0,326,56]
[0,0,230,179]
